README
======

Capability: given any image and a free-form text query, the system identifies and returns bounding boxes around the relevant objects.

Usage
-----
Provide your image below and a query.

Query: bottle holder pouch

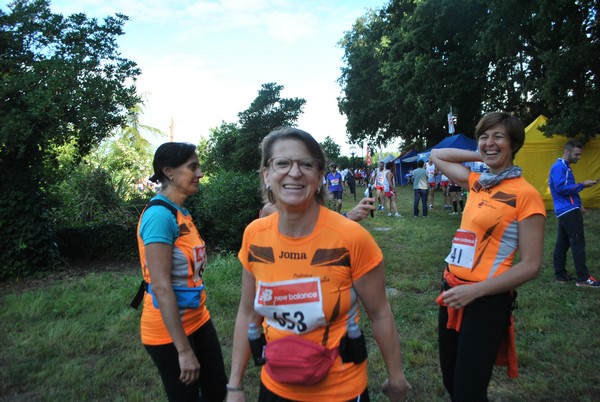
[249,333,266,366]
[338,332,368,364]
[147,283,204,309]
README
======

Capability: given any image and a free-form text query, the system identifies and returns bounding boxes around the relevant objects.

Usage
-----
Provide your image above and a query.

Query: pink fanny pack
[264,335,339,385]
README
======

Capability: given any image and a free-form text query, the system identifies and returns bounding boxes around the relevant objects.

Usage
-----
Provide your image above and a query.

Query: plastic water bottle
[347,321,361,339]
[248,322,266,366]
[346,321,367,364]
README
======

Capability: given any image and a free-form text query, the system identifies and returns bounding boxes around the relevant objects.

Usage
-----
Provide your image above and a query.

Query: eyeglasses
[268,157,320,174]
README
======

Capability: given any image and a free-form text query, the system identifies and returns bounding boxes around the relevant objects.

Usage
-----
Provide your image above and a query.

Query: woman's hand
[429,149,479,189]
[354,263,411,401]
[346,197,376,221]
[442,283,481,309]
[178,348,200,385]
[382,377,412,401]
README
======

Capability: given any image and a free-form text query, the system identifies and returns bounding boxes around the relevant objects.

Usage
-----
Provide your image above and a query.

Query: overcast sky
[32,0,391,156]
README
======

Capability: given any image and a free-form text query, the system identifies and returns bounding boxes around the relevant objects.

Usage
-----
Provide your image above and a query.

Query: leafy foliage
[203,122,241,173]
[0,0,140,278]
[48,163,135,225]
[186,170,262,253]
[337,10,392,147]
[338,0,600,147]
[195,83,306,253]
[46,103,158,264]
[56,222,139,261]
[87,104,157,198]
[205,83,306,172]
[320,136,342,163]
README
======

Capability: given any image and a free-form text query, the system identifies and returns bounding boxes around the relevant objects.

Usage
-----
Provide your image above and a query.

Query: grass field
[2,184,599,401]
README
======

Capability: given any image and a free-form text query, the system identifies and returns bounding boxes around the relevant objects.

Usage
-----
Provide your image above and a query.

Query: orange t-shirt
[238,206,383,401]
[137,199,210,345]
[446,172,546,282]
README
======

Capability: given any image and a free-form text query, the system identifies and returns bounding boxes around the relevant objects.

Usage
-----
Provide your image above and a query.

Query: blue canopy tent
[418,134,479,184]
[394,149,418,185]
[382,155,396,164]
[419,133,478,161]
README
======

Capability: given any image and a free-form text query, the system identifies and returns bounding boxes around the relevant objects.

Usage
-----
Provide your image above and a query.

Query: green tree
[235,83,306,171]
[205,83,306,172]
[525,0,600,139]
[47,102,160,229]
[338,0,600,146]
[320,136,341,163]
[469,0,600,139]
[0,0,140,278]
[197,136,210,171]
[204,122,241,173]
[339,0,487,148]
[337,10,391,147]
[89,103,160,198]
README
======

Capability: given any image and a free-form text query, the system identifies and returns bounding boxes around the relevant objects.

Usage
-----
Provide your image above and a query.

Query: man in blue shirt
[549,140,599,287]
[326,162,344,213]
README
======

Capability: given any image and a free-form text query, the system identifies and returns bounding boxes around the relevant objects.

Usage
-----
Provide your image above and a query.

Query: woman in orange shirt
[136,142,227,401]
[431,113,545,401]
[227,128,411,401]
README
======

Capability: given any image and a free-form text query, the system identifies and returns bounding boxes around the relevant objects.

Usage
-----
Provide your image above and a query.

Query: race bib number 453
[445,229,477,269]
[255,277,326,334]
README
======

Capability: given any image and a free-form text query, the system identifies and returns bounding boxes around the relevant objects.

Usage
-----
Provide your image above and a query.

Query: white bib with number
[254,277,326,334]
[445,229,477,269]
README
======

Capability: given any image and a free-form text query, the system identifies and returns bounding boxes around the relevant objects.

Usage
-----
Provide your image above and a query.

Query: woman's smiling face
[263,138,323,211]
[478,124,513,173]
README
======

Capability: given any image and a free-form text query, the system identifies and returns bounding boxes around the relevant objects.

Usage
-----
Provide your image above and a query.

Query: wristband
[226,384,244,392]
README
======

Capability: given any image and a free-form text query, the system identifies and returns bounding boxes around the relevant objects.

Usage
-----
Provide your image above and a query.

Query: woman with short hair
[430,112,545,401]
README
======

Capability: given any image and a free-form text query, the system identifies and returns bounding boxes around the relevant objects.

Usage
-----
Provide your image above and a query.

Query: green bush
[0,187,58,280]
[42,167,262,272]
[48,164,150,265]
[56,222,138,261]
[186,169,263,253]
[48,164,133,226]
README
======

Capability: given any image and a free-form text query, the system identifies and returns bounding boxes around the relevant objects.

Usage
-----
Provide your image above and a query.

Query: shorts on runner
[330,191,343,200]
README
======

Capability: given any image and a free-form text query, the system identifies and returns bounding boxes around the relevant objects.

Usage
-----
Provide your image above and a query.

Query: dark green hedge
[0,170,263,280]
[54,170,262,265]
[55,222,138,261]
[186,170,263,253]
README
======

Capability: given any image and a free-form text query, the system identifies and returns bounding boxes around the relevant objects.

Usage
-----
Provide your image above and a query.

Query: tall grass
[1,185,599,401]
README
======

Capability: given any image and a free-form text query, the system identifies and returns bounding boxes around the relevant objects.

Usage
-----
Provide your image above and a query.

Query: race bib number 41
[255,277,326,334]
[445,229,477,269]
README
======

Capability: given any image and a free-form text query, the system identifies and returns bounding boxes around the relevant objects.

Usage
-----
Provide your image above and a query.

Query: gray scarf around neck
[478,165,522,189]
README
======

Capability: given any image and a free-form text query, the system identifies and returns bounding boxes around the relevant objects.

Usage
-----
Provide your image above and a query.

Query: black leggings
[258,381,369,401]
[438,292,512,402]
[145,319,228,402]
